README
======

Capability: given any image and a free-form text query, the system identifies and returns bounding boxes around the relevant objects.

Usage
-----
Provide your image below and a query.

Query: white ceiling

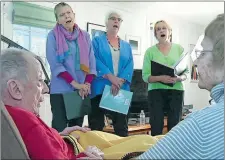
[116,2,224,27]
[148,2,224,26]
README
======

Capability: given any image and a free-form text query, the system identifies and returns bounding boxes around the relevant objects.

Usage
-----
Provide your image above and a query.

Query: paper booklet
[99,85,133,115]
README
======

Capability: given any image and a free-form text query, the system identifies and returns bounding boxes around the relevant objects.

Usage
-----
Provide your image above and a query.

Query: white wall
[72,2,149,70]
[1,2,211,126]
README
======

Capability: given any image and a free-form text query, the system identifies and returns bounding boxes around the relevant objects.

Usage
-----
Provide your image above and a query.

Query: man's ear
[7,79,23,100]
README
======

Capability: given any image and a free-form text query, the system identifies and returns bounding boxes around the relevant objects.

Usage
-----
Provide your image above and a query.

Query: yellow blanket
[70,131,164,159]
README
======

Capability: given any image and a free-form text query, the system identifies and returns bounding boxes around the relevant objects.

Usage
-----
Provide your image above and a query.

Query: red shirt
[6,105,86,159]
[59,71,94,84]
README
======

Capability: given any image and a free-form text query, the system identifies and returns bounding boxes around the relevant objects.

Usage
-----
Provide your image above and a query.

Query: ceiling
[148,2,224,26]
[114,2,223,26]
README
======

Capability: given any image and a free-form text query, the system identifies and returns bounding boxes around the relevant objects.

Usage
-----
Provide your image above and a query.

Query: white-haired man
[0,48,103,159]
[137,14,224,159]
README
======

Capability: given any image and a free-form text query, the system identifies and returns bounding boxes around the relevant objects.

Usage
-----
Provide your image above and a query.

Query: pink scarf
[53,23,90,73]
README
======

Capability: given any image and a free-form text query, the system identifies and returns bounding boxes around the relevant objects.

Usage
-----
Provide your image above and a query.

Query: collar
[210,83,224,103]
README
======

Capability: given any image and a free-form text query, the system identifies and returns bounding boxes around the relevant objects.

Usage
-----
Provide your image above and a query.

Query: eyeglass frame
[192,49,213,61]
[108,16,123,23]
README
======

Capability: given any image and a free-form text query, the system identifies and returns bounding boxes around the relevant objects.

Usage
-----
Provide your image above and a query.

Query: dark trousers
[50,94,84,132]
[88,95,128,137]
[148,89,184,136]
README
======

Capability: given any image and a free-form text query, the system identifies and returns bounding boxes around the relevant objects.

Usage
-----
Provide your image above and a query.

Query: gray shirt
[109,44,120,76]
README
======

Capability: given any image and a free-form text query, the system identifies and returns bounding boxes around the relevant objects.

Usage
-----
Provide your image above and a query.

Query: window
[13,24,51,78]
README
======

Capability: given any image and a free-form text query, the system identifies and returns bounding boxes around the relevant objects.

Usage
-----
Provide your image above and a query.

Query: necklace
[107,35,120,51]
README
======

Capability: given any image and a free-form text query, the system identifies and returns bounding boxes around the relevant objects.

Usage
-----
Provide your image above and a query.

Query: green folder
[62,91,92,120]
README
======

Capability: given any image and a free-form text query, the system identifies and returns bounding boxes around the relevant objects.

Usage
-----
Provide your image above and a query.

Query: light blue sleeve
[137,117,203,159]
[92,37,111,77]
[46,31,66,77]
[118,44,134,84]
[85,32,97,76]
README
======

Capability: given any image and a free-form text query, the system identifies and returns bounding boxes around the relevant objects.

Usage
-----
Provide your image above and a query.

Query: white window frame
[13,24,51,78]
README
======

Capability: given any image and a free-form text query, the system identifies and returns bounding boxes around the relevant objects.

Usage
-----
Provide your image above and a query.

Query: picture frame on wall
[189,44,199,83]
[125,35,141,55]
[87,22,106,40]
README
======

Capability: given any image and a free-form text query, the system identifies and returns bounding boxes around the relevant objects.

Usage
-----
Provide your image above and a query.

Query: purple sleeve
[58,71,74,84]
[85,74,94,84]
[46,31,66,77]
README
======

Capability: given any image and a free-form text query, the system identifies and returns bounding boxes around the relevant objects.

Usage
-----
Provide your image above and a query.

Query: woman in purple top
[46,2,96,132]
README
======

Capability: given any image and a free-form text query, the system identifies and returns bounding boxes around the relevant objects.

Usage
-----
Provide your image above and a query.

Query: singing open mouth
[66,20,72,24]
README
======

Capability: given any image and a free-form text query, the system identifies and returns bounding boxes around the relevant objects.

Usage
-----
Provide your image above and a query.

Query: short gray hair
[54,2,73,21]
[105,11,122,26]
[205,14,224,67]
[0,48,34,94]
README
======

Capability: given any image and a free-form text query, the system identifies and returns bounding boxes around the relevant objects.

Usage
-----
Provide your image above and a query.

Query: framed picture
[125,35,141,55]
[87,22,106,40]
[189,44,199,83]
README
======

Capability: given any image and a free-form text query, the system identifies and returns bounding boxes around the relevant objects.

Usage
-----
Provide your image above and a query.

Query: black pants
[148,89,184,136]
[88,95,128,137]
[50,94,84,132]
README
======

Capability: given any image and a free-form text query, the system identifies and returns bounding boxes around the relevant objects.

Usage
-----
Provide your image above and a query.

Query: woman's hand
[106,74,124,88]
[78,83,91,99]
[84,82,91,95]
[159,75,176,84]
[78,89,85,99]
[71,80,89,91]
[119,78,125,87]
[111,84,120,96]
[110,78,125,96]
[172,74,187,83]
[173,76,183,82]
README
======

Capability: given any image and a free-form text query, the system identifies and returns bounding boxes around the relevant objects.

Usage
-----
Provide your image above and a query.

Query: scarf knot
[53,24,90,73]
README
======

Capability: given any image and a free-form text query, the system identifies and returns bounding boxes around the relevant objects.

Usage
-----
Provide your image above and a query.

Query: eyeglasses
[191,48,212,61]
[108,17,123,22]
[190,35,212,61]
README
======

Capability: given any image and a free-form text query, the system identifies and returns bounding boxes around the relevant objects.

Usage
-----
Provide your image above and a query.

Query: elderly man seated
[136,14,224,159]
[0,48,103,159]
[0,48,166,160]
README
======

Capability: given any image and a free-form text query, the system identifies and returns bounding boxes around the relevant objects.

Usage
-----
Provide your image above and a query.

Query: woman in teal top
[142,20,188,136]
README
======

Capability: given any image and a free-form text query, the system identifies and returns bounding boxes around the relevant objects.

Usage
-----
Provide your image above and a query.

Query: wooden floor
[103,117,168,136]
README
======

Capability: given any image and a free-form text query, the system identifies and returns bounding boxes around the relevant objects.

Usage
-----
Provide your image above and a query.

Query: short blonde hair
[154,20,172,42]
[205,14,224,66]
[105,11,123,26]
